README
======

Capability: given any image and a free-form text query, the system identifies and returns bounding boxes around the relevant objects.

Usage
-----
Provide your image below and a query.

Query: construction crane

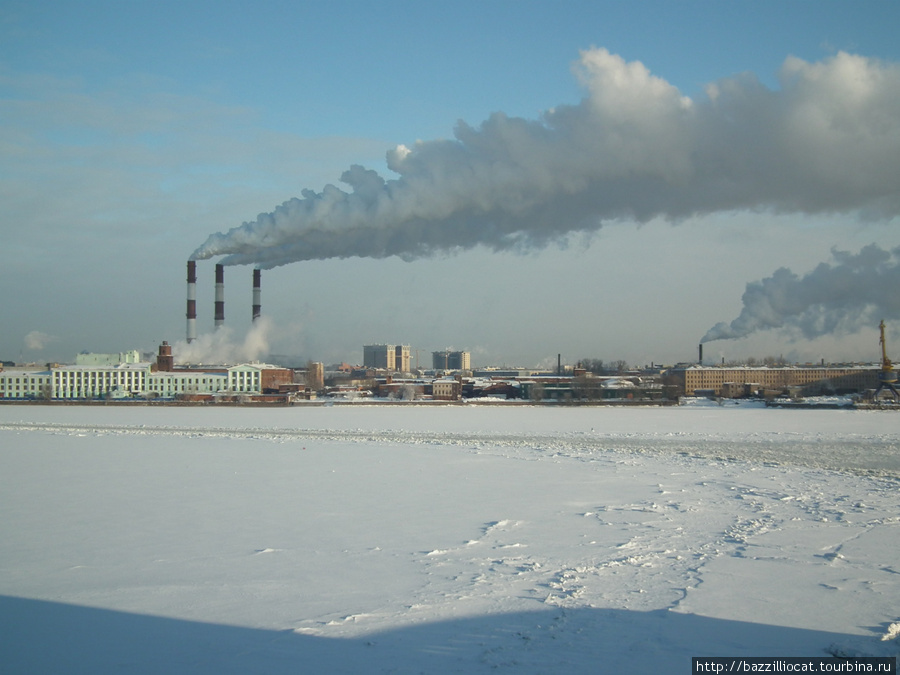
[874,319,899,400]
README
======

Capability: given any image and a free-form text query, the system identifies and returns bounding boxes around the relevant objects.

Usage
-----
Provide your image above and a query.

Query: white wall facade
[146,371,228,398]
[1,363,266,400]
[52,364,149,399]
[227,365,262,393]
[0,369,52,399]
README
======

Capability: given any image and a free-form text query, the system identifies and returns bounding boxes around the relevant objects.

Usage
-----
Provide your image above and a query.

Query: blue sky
[3,1,900,368]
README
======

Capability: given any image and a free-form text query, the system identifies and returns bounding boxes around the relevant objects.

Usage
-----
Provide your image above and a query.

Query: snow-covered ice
[0,403,898,673]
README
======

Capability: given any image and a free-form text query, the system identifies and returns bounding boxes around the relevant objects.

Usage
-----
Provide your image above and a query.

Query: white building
[226,364,263,393]
[52,363,149,399]
[0,368,52,399]
[146,369,228,398]
[0,362,277,400]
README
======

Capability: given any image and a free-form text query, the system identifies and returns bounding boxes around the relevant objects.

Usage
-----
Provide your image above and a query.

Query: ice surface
[1,403,898,673]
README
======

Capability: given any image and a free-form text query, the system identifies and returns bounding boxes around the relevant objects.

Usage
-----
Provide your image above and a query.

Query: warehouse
[667,365,881,398]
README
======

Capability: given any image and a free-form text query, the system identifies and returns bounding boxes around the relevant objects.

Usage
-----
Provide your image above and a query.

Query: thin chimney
[252,268,261,322]
[214,263,225,329]
[186,260,197,343]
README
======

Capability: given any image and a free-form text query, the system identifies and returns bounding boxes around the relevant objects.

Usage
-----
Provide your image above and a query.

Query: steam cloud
[702,245,900,343]
[192,48,900,268]
[173,316,273,365]
[24,330,58,351]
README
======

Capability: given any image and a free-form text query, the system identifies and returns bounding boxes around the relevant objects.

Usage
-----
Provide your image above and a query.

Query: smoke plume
[702,245,900,343]
[24,330,58,351]
[173,316,273,365]
[192,48,900,268]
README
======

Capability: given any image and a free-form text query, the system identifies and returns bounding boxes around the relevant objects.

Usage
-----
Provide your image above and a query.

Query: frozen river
[1,402,898,673]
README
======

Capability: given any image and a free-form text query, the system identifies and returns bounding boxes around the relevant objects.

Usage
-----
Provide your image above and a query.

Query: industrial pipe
[186,260,197,343]
[252,268,261,322]
[214,263,225,329]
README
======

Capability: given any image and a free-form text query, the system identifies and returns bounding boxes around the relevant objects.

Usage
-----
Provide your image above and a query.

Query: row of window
[1,367,272,398]
[1,380,253,390]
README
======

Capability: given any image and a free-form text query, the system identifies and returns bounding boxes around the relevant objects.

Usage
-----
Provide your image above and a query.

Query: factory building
[54,363,151,399]
[0,363,152,400]
[0,369,52,399]
[0,343,293,401]
[668,365,883,397]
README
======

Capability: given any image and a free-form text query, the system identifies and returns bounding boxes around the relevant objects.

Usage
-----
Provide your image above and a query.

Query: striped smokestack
[252,268,261,322]
[186,260,197,343]
[214,263,225,329]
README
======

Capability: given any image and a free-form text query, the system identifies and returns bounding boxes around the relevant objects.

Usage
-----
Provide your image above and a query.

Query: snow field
[0,403,898,673]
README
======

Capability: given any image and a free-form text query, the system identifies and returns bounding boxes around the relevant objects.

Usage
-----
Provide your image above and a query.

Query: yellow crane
[875,320,899,400]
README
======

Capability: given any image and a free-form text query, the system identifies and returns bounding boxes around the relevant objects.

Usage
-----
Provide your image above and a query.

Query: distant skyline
[2,1,900,368]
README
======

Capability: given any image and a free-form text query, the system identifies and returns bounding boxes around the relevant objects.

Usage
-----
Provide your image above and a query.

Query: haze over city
[3,1,900,368]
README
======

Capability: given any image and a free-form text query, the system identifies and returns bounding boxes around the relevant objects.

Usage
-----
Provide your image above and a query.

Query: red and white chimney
[252,268,261,322]
[214,263,225,329]
[186,260,197,343]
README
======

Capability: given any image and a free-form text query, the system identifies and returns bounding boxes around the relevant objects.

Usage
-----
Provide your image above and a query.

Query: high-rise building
[395,345,411,373]
[432,350,471,371]
[364,344,411,371]
[364,344,396,370]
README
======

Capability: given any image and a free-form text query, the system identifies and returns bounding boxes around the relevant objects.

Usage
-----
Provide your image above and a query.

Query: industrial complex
[0,342,297,403]
[1,260,897,406]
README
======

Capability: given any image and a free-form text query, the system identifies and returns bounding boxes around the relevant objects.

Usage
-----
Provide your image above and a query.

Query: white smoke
[24,331,58,351]
[702,244,900,343]
[192,48,900,268]
[173,316,273,365]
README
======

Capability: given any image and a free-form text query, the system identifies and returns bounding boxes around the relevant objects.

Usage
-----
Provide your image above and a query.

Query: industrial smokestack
[214,263,225,329]
[698,343,703,365]
[252,268,261,322]
[186,260,197,343]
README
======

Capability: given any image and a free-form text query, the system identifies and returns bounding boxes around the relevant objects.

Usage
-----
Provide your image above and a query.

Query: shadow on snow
[0,595,894,674]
